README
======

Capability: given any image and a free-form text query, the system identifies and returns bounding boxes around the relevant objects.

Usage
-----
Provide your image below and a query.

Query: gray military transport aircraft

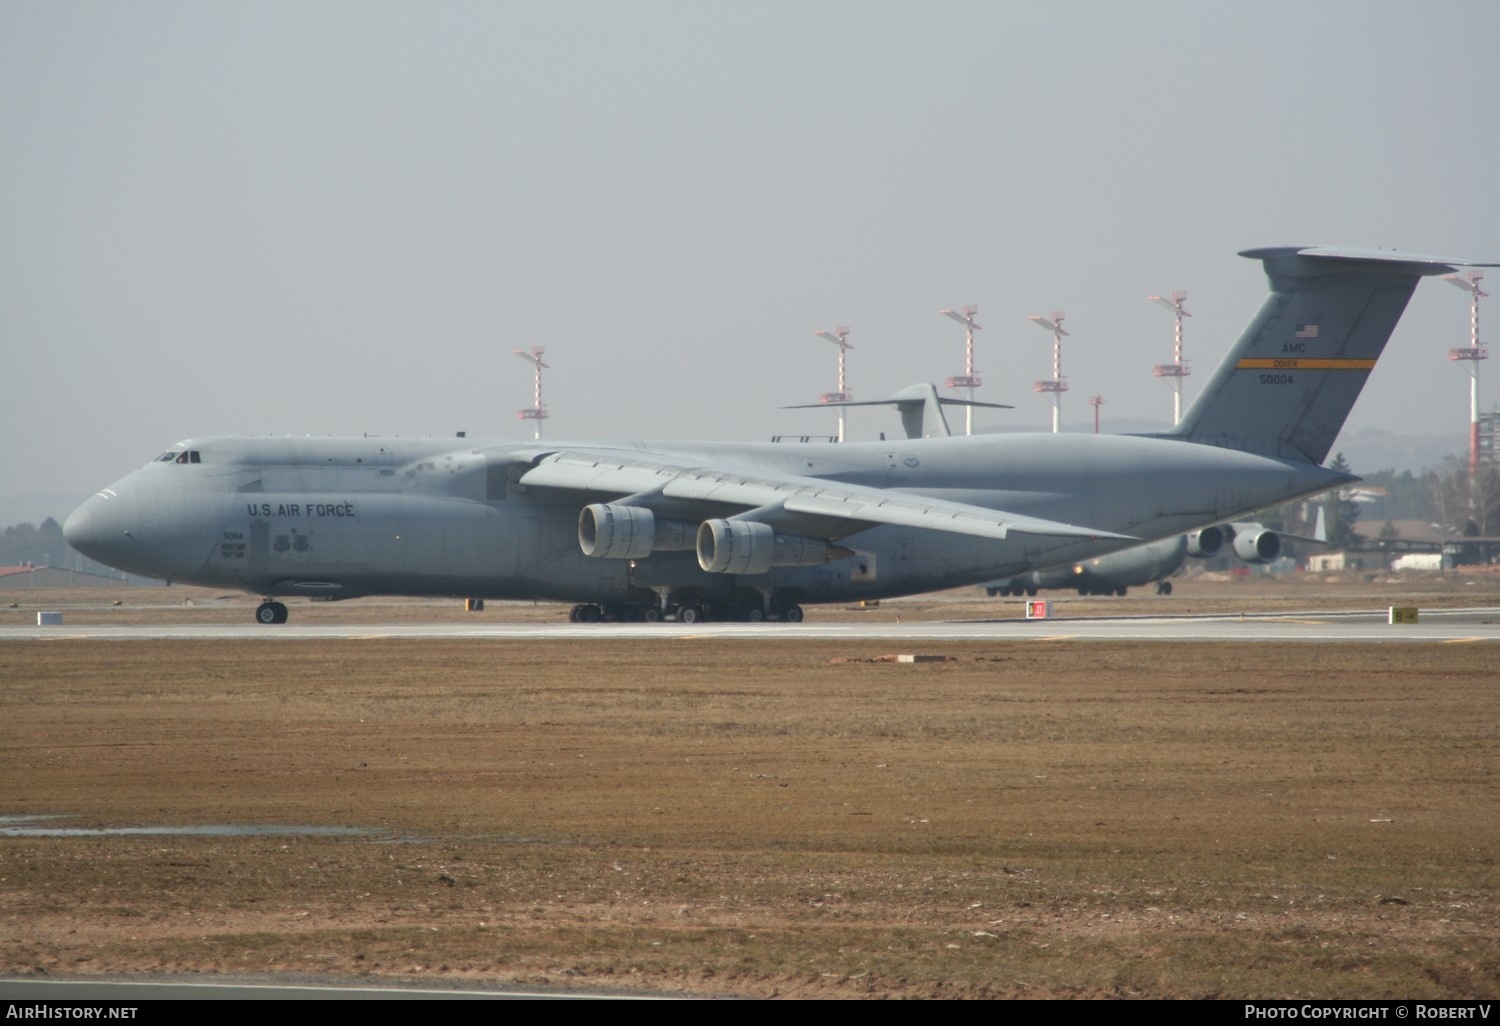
[64,246,1493,625]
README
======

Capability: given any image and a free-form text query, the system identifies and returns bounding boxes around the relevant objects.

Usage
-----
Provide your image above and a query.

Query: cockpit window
[158,450,202,464]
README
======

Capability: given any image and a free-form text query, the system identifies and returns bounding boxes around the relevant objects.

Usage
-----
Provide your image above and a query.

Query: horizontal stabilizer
[1264,246,1499,271]
[785,382,1012,439]
[1170,246,1498,464]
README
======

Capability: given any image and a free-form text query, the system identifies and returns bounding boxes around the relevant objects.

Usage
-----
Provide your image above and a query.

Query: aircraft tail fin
[1170,247,1496,465]
[891,383,952,439]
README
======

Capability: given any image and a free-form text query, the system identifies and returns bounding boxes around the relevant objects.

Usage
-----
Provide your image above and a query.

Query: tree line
[1259,453,1500,559]
[1,518,69,569]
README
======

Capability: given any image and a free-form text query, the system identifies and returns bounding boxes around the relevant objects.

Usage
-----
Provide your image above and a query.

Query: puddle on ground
[0,815,380,839]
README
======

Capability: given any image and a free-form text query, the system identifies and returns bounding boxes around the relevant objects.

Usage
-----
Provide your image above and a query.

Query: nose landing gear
[255,600,288,625]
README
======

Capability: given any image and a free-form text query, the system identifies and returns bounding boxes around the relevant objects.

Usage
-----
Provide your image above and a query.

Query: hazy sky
[3,0,1497,522]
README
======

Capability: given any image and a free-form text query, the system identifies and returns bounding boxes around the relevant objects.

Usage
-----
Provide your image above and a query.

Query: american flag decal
[1295,323,1319,339]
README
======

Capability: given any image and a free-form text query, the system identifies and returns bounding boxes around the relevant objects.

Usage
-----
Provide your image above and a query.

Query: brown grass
[1,581,1498,998]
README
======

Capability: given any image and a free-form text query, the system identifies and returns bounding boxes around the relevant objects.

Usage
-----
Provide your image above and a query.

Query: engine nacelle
[1232,527,1282,564]
[696,520,838,575]
[578,504,694,559]
[1185,525,1226,558]
[698,520,773,575]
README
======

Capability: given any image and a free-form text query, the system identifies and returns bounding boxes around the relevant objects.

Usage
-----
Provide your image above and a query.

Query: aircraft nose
[63,479,215,582]
[63,492,138,568]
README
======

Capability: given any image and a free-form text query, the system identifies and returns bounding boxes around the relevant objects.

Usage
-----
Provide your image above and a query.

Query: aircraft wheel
[746,607,765,623]
[568,605,581,623]
[1158,581,1173,596]
[784,604,804,623]
[641,606,661,623]
[1025,586,1038,597]
[985,588,999,597]
[579,604,601,623]
[678,604,701,625]
[255,601,280,625]
[1116,586,1128,597]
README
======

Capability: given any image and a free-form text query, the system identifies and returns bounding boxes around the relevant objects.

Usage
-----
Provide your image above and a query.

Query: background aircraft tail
[785,384,1010,439]
[1170,246,1493,465]
[891,383,952,439]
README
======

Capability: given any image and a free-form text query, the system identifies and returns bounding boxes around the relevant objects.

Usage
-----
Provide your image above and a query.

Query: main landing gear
[566,600,805,624]
[255,600,288,625]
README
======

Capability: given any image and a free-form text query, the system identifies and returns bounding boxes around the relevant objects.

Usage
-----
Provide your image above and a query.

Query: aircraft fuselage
[65,432,1343,609]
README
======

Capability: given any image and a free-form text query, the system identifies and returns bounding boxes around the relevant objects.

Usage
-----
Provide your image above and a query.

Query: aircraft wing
[517,449,1133,543]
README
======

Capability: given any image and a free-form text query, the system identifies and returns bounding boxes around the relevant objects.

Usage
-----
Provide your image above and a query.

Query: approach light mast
[514,346,549,440]
[815,326,854,442]
[1029,312,1069,433]
[941,305,982,436]
[1444,271,1489,492]
[1149,291,1192,425]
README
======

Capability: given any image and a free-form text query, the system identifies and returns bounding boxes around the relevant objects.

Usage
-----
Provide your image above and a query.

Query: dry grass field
[2,574,1498,998]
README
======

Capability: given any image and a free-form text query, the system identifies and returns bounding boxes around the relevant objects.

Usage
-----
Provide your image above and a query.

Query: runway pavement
[4,607,1498,642]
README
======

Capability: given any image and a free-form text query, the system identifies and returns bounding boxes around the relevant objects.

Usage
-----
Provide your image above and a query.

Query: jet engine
[1231,527,1282,564]
[578,504,694,559]
[695,519,840,575]
[1185,525,1225,558]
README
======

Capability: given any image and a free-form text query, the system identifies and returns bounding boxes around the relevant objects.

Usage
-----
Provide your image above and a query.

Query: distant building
[1308,552,1367,572]
[1347,518,1498,567]
[1390,553,1451,571]
[1351,520,1450,546]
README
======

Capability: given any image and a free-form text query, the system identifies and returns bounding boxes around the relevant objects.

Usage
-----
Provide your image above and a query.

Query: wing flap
[782,494,1128,541]
[518,453,673,495]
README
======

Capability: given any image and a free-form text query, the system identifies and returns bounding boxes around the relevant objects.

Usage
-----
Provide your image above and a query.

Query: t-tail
[1170,246,1496,465]
[783,383,1011,439]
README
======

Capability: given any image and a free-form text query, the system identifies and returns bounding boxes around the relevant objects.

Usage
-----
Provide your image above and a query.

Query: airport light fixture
[514,346,549,440]
[1444,271,1489,487]
[1089,393,1104,434]
[941,305,982,435]
[815,326,854,442]
[1149,291,1192,425]
[1030,312,1069,433]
